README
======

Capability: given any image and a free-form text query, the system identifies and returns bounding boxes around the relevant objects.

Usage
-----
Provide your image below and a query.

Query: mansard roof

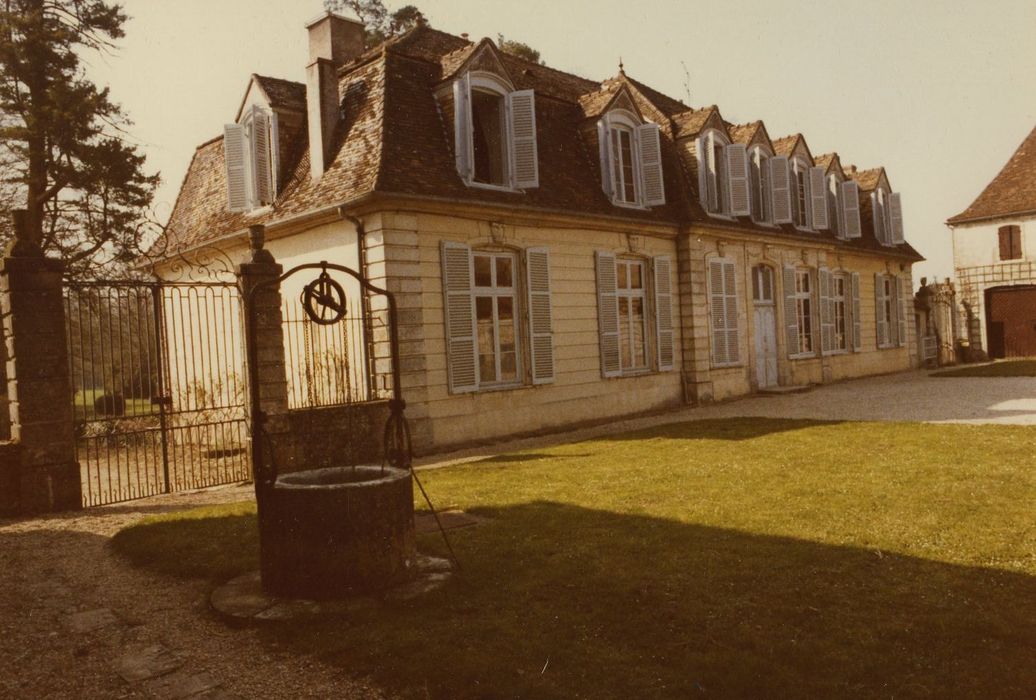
[948,123,1036,225]
[163,23,919,261]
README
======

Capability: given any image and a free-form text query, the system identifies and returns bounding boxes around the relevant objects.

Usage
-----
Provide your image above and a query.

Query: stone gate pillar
[0,210,81,513]
[237,225,294,479]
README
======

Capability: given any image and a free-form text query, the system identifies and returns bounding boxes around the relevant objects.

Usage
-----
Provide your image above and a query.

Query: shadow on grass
[597,417,845,443]
[112,500,1036,699]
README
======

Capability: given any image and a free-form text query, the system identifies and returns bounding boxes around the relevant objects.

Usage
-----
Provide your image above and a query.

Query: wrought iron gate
[64,280,249,506]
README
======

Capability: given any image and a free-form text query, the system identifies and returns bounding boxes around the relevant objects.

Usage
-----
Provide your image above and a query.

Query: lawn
[931,358,1036,378]
[73,388,155,422]
[112,418,1036,699]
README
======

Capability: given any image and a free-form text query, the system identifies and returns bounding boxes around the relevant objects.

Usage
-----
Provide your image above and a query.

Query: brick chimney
[305,12,365,179]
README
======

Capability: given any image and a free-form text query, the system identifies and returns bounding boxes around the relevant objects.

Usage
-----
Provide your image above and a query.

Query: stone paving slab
[66,607,121,634]
[115,642,184,682]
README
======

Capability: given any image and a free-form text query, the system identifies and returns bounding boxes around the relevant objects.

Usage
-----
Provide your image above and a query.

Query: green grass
[112,418,1036,699]
[73,388,155,422]
[931,358,1036,378]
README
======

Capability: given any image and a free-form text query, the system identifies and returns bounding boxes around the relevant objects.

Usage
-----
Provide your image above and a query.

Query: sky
[89,0,1036,282]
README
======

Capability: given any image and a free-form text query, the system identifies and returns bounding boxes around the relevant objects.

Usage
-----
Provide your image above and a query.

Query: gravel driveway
[0,368,1030,697]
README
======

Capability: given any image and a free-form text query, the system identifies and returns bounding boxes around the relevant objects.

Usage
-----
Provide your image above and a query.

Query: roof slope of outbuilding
[947,124,1036,225]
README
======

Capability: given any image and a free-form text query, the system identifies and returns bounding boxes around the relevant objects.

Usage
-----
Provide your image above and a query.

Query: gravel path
[1,368,1030,697]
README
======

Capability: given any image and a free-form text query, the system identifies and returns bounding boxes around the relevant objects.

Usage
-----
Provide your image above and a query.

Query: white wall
[952,214,1036,269]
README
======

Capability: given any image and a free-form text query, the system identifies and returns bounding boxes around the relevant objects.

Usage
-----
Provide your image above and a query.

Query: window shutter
[525,247,554,384]
[897,276,908,347]
[841,181,861,239]
[726,143,750,216]
[507,89,539,189]
[723,261,739,364]
[453,75,472,183]
[595,251,621,378]
[694,135,708,207]
[636,123,666,207]
[269,110,281,197]
[819,268,833,354]
[223,123,248,212]
[251,106,274,205]
[441,241,478,393]
[874,273,887,347]
[705,135,720,211]
[888,192,905,245]
[653,256,674,371]
[998,227,1011,260]
[771,156,792,224]
[851,272,862,352]
[598,116,614,199]
[709,259,738,366]
[783,265,799,357]
[810,167,828,230]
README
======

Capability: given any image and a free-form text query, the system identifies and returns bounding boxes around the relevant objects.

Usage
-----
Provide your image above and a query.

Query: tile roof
[947,123,1036,225]
[254,75,306,112]
[848,167,884,191]
[161,23,920,262]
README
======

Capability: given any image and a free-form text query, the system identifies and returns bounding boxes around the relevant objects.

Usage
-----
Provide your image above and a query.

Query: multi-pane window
[702,131,729,215]
[875,274,899,348]
[792,161,809,228]
[752,265,774,303]
[794,270,813,354]
[998,225,1022,260]
[610,127,638,204]
[749,150,771,224]
[832,274,848,352]
[470,89,508,187]
[615,259,648,370]
[473,251,519,384]
[827,175,842,238]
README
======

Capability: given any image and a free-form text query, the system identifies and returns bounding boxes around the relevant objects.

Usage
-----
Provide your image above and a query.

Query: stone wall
[287,400,390,470]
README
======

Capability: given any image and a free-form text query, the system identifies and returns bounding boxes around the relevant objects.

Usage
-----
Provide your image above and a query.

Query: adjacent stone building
[159,12,923,452]
[947,123,1036,358]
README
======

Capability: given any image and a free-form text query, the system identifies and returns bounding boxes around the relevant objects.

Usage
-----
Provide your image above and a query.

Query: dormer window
[597,109,665,208]
[224,104,279,212]
[454,72,539,191]
[871,186,905,245]
[827,174,843,238]
[697,129,731,216]
[749,147,772,224]
[790,158,811,229]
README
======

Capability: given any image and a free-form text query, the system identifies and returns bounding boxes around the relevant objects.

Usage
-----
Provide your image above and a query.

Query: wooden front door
[986,286,1036,358]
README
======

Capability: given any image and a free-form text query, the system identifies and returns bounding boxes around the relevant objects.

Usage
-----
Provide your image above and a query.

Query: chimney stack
[305,12,365,179]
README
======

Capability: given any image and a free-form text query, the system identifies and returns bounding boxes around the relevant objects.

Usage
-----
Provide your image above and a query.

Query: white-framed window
[224,104,278,212]
[453,72,539,191]
[597,110,666,208]
[595,251,674,377]
[752,264,775,304]
[783,266,815,358]
[790,158,811,230]
[441,242,554,393]
[827,174,843,239]
[473,251,521,385]
[616,259,649,370]
[697,129,731,216]
[875,273,900,348]
[708,257,740,367]
[749,148,772,224]
[831,273,848,352]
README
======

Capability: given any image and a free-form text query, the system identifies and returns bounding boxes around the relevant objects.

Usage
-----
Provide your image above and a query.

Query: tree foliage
[324,0,428,46]
[497,34,543,65]
[0,0,159,278]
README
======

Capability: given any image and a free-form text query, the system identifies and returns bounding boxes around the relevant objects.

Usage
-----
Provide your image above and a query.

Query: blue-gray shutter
[783,264,799,357]
[525,247,554,383]
[598,116,614,200]
[875,273,887,348]
[819,267,833,354]
[653,256,674,371]
[507,89,539,189]
[596,251,621,377]
[637,123,666,207]
[441,241,478,393]
[851,272,862,352]
[223,123,248,212]
[771,156,792,224]
[842,181,862,239]
[453,75,472,183]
